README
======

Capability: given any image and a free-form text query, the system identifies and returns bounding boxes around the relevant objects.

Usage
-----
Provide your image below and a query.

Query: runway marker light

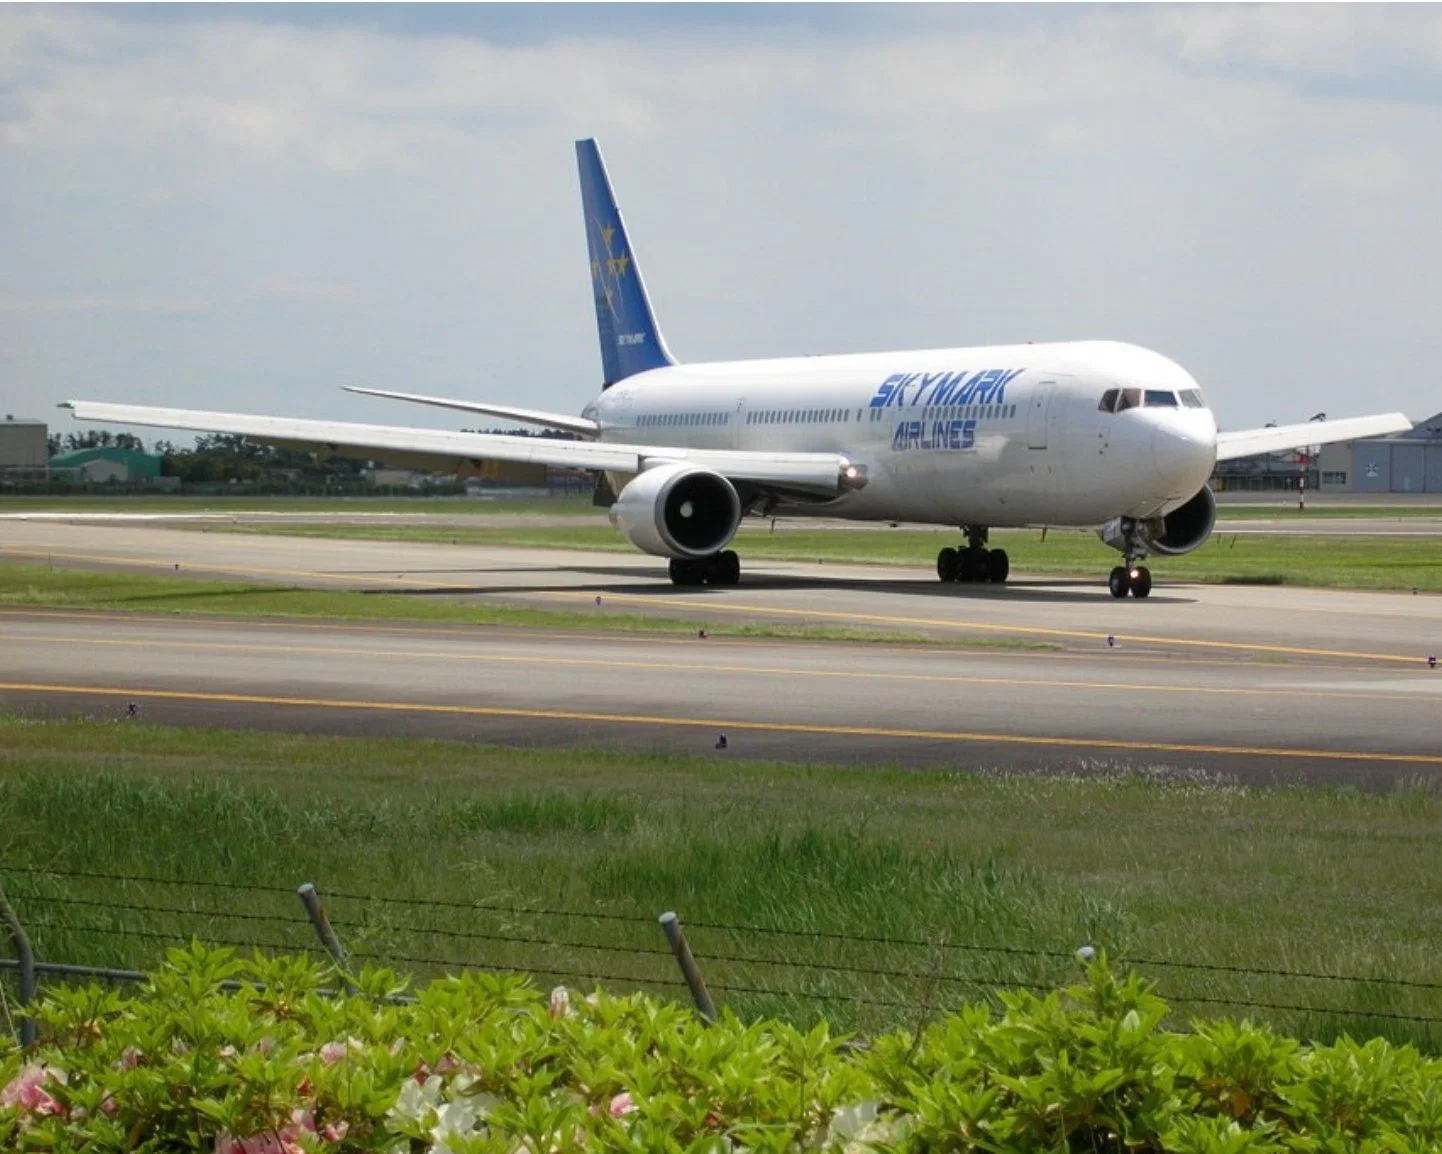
[714,733,728,750]
[1106,635,1116,648]
[698,629,707,639]
[1430,655,1437,670]
[595,596,602,606]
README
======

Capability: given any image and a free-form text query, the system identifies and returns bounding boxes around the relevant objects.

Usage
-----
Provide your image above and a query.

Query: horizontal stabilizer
[1215,413,1412,462]
[342,386,599,437]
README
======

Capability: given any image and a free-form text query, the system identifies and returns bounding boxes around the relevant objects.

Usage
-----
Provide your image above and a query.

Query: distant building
[1317,411,1442,494]
[48,447,163,485]
[1213,411,1442,495]
[0,417,49,482]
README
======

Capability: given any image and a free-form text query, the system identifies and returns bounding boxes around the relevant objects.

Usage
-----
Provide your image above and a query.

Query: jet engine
[1099,485,1216,557]
[608,463,742,559]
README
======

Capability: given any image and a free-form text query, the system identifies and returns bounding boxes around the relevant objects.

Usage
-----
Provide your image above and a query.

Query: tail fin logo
[576,137,675,385]
[590,218,634,321]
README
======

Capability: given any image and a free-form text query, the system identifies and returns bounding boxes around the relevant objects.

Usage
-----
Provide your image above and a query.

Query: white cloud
[2,5,1441,432]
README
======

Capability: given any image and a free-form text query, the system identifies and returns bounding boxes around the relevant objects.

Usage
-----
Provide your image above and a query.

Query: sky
[3,3,1442,444]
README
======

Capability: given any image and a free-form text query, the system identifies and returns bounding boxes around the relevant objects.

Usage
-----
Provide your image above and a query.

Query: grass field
[206,519,1442,592]
[3,717,1442,1045]
[0,564,1054,649]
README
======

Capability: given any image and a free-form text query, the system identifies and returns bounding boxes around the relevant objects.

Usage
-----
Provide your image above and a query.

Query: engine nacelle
[608,463,742,559]
[1099,485,1216,558]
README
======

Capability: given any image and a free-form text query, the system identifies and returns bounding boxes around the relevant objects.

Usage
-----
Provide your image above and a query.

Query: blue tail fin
[576,138,675,387]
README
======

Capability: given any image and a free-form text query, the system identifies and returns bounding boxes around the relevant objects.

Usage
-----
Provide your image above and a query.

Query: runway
[2,519,1441,786]
[0,608,1438,787]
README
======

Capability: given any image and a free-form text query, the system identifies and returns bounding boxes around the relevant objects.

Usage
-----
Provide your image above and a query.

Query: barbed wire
[8,862,1442,999]
[1167,991,1442,1028]
[20,920,324,956]
[13,893,308,929]
[13,921,1442,1026]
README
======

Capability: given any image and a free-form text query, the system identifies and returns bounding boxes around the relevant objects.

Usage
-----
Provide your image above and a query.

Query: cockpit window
[1115,388,1142,412]
[1179,388,1206,408]
[1098,388,1119,413]
[1145,390,1179,407]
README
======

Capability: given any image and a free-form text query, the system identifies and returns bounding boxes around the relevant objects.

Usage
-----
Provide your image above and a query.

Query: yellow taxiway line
[11,630,1438,706]
[0,680,1437,767]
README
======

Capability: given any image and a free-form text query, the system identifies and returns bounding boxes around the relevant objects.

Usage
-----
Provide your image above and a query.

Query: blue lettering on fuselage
[892,419,976,452]
[869,367,1023,408]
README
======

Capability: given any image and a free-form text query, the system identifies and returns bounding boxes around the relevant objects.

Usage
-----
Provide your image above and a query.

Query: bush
[4,946,1442,1151]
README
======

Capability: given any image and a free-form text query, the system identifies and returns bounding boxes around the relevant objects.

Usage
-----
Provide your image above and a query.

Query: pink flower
[319,1042,347,1067]
[212,1108,317,1154]
[610,1091,636,1118]
[0,1065,67,1121]
[322,1120,349,1143]
[118,1046,143,1070]
[101,1096,119,1118]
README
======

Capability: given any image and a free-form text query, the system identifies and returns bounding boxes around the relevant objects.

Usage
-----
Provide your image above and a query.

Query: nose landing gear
[937,526,1009,585]
[1106,518,1152,599]
[1108,564,1152,599]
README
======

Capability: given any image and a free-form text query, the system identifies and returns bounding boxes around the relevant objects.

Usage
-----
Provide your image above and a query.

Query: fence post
[296,884,356,994]
[658,911,717,1024]
[0,882,37,1046]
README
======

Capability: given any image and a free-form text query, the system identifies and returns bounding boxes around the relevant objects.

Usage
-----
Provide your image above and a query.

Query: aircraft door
[1027,381,1055,449]
[733,397,748,450]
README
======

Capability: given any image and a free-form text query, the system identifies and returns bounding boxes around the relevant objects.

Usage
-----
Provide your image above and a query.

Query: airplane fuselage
[589,338,1217,528]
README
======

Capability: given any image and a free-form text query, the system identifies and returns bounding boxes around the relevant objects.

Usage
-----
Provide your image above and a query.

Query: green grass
[207,520,1442,592]
[4,717,1442,1044]
[0,564,1054,649]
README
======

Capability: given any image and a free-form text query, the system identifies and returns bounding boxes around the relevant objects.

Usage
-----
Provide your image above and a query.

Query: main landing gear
[937,526,1009,586]
[1106,517,1152,599]
[669,550,740,587]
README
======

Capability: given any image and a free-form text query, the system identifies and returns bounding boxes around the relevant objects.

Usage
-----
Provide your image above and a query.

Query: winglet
[576,138,675,387]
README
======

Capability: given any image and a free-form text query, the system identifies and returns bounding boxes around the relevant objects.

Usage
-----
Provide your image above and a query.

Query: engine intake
[1099,485,1216,558]
[608,463,742,559]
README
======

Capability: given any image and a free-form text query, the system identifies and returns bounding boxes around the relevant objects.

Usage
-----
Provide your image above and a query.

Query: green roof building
[49,448,163,484]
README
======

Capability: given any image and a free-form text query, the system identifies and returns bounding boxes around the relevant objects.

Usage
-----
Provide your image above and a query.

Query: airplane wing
[1215,412,1412,462]
[341,386,600,437]
[61,401,861,494]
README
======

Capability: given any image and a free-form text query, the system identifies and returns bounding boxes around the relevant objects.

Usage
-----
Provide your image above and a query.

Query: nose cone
[1152,411,1217,498]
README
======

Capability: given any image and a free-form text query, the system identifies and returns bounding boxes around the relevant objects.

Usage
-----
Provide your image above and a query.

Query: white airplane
[67,139,1411,599]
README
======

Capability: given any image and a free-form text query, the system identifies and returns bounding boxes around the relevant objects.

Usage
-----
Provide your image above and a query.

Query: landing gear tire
[1129,566,1152,599]
[711,550,741,587]
[671,551,740,587]
[669,558,704,587]
[940,544,1008,586]
[1108,566,1130,599]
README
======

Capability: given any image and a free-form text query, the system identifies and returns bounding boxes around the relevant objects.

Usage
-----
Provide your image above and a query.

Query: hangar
[1214,412,1442,494]
[1317,411,1442,494]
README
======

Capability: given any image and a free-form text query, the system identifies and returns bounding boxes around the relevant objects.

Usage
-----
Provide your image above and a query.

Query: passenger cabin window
[1144,390,1178,408]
